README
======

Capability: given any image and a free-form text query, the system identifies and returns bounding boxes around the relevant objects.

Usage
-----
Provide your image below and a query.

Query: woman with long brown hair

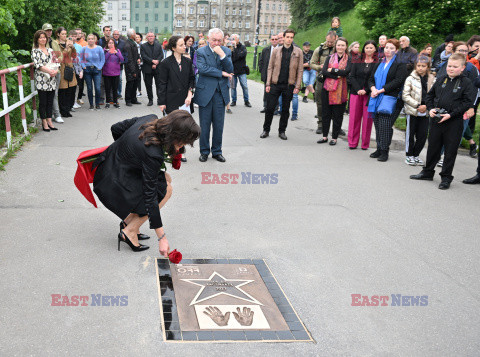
[92,111,200,255]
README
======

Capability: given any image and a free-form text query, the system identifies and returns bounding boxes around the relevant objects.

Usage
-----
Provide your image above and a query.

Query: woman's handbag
[245,65,250,75]
[377,95,398,115]
[64,66,74,82]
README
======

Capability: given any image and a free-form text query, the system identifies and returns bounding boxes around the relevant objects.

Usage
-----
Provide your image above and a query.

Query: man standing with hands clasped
[194,28,234,163]
[141,32,164,106]
[261,29,303,140]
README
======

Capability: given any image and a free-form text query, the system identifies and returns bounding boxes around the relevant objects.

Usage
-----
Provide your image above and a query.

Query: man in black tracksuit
[410,54,476,189]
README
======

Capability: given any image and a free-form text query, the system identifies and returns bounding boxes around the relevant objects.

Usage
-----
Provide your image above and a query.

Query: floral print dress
[31,48,57,91]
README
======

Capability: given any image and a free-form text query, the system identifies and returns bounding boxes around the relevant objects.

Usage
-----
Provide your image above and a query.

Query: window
[122,14,127,20]
[212,7,216,14]
[264,28,268,35]
[176,7,182,14]
[246,22,250,28]
[155,14,158,21]
[122,25,127,32]
[165,13,169,21]
[272,4,276,10]
[154,27,158,33]
[108,14,113,21]
[212,20,216,27]
[200,7,205,14]
[245,34,249,41]
[266,4,269,10]
[122,2,127,9]
[238,21,242,28]
[279,4,282,10]
[247,0,251,2]
[232,8,236,15]
[189,20,194,27]
[199,20,205,27]
[246,9,250,15]
[108,2,112,10]
[176,20,182,27]
[189,7,194,14]
[145,1,149,8]
[145,13,149,21]
[165,1,169,8]
[239,9,242,15]
[136,26,139,33]
[284,17,287,23]
[225,21,229,28]
[135,1,139,8]
[225,8,229,14]
[272,15,275,21]
[232,21,236,28]
[145,26,148,33]
[155,1,159,8]
[285,4,288,10]
[265,15,269,22]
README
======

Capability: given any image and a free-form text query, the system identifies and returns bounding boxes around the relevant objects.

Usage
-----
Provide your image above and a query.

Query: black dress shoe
[120,221,150,240]
[126,102,132,107]
[317,138,328,144]
[199,154,208,162]
[42,127,51,132]
[278,132,287,140]
[370,149,381,158]
[132,101,141,105]
[245,101,252,107]
[260,108,266,113]
[316,127,322,134]
[329,139,337,145]
[48,125,58,131]
[212,154,226,162]
[230,102,236,107]
[260,131,269,138]
[439,180,451,190]
[377,150,388,162]
[339,129,346,136]
[463,174,480,184]
[147,100,153,106]
[410,172,434,181]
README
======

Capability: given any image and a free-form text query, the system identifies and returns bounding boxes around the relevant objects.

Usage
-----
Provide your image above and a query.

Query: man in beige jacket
[261,29,303,140]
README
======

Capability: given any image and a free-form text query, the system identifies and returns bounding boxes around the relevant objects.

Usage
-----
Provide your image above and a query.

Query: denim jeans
[83,66,102,106]
[231,73,249,103]
[279,93,298,116]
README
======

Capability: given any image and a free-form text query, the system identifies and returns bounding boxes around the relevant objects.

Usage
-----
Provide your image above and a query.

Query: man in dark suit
[124,29,141,106]
[98,26,111,48]
[194,28,234,162]
[113,30,126,98]
[259,35,278,113]
[141,32,164,106]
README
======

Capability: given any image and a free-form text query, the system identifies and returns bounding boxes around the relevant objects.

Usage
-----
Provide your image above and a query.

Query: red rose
[168,249,182,264]
[172,153,182,170]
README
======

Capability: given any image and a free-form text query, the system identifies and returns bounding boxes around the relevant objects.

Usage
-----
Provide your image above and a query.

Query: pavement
[1,79,479,356]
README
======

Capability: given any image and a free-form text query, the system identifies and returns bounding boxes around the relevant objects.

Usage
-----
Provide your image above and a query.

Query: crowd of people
[31,19,480,190]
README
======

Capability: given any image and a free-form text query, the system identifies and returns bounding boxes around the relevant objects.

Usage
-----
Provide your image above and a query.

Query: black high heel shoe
[48,125,58,131]
[118,230,149,252]
[120,220,150,240]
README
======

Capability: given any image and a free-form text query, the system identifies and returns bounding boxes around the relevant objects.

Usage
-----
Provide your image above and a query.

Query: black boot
[370,149,381,158]
[377,150,389,162]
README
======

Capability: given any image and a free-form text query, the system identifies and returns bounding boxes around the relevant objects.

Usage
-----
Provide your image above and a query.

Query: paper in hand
[178,104,191,113]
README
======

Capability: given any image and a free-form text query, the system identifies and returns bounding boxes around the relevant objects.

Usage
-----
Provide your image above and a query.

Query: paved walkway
[1,79,479,356]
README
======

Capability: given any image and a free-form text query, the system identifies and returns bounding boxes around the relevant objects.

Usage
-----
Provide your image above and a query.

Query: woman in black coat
[158,36,195,115]
[93,112,200,254]
[367,39,407,162]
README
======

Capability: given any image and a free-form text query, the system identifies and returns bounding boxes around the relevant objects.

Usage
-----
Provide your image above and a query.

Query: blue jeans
[279,93,298,116]
[302,69,317,86]
[231,73,249,103]
[83,67,102,106]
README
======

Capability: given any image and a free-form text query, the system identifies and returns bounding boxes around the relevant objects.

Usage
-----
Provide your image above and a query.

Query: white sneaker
[414,156,424,165]
[405,156,416,165]
[70,107,76,112]
[437,158,443,167]
[77,99,84,105]
[137,92,142,97]
[73,102,81,109]
[54,116,64,123]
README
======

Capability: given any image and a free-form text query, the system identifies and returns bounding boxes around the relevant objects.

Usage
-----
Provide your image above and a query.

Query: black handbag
[245,65,250,75]
[64,66,74,82]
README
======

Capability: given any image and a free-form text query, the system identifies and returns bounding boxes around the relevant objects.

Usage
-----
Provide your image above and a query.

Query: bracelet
[158,233,166,241]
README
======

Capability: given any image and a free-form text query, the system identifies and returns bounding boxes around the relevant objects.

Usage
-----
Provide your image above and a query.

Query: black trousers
[104,75,119,104]
[264,83,294,133]
[143,70,161,102]
[405,114,429,157]
[76,73,84,99]
[137,71,142,92]
[38,90,55,119]
[423,119,464,181]
[321,88,346,139]
[58,86,76,116]
[262,83,267,108]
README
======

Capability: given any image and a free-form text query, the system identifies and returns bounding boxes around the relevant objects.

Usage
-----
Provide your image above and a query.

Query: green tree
[286,0,355,30]
[356,0,480,47]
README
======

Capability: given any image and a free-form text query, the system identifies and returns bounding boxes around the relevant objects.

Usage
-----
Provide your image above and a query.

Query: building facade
[173,0,257,43]
[258,0,291,45]
[131,0,174,36]
[98,0,131,35]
